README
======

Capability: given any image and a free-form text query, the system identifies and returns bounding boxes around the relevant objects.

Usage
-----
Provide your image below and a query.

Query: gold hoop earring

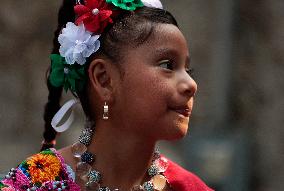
[103,102,109,120]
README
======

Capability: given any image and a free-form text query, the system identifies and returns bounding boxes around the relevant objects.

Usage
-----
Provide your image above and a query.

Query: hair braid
[41,0,76,151]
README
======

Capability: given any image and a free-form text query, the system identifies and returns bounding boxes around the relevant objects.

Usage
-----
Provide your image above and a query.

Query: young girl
[1,0,213,191]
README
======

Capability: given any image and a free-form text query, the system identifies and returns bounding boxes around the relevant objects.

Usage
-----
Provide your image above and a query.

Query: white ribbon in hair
[142,0,163,9]
[51,99,79,132]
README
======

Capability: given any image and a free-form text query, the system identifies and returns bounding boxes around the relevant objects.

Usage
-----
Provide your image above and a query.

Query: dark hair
[41,0,178,151]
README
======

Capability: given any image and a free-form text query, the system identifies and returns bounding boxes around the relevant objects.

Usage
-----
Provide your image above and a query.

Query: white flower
[58,22,100,65]
[141,0,163,9]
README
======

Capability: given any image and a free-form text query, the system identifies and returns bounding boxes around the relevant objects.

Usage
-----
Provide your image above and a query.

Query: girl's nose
[178,72,197,98]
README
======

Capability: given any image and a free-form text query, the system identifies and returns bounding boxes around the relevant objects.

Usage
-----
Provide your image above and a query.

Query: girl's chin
[161,124,190,141]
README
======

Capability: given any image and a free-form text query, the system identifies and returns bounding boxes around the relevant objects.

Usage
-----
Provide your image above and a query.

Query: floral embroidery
[75,0,113,34]
[0,149,81,191]
[49,54,87,92]
[106,0,144,11]
[25,151,61,184]
[58,22,101,65]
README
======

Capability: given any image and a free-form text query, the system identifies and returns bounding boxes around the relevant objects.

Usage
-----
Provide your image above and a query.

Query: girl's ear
[88,58,114,102]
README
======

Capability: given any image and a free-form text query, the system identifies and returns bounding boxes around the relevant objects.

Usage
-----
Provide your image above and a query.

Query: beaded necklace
[71,127,169,191]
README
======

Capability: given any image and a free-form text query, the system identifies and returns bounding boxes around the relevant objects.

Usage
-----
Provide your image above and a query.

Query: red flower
[74,0,113,34]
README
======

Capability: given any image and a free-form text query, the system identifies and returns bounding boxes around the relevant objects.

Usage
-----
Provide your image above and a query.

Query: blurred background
[0,0,283,190]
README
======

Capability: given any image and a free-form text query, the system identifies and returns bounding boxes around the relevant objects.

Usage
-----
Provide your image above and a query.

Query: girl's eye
[158,60,174,70]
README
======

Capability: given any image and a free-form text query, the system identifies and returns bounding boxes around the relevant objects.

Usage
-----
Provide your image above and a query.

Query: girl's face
[112,24,197,141]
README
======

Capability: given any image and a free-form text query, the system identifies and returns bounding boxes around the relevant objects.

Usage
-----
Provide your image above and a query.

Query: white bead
[76,162,91,178]
[71,142,87,158]
[92,8,100,15]
[64,67,69,74]
[131,185,143,191]
[154,157,169,173]
[151,175,167,191]
[75,40,83,45]
[85,181,100,191]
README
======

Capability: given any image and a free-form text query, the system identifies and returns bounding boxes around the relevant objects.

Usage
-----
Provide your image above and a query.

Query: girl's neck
[83,121,157,190]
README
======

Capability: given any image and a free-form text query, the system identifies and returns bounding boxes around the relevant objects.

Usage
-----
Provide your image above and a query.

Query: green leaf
[50,54,66,87]
[49,54,87,93]
[106,0,144,11]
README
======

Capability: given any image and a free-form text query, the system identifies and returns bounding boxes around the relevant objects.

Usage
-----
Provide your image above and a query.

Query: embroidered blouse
[0,148,213,191]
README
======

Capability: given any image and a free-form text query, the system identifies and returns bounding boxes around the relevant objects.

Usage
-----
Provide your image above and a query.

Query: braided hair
[41,0,76,151]
[41,0,178,151]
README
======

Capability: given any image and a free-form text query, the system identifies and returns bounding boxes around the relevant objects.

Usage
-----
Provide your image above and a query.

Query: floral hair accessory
[141,0,163,9]
[58,22,100,65]
[48,0,165,134]
[106,0,144,11]
[50,54,87,92]
[75,0,113,34]
[51,0,163,95]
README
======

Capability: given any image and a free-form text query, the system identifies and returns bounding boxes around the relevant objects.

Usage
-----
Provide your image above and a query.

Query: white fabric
[58,22,101,65]
[142,0,163,9]
[51,99,79,132]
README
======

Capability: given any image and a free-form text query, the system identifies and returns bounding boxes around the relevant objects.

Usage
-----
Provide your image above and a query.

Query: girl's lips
[175,109,191,117]
[173,108,191,117]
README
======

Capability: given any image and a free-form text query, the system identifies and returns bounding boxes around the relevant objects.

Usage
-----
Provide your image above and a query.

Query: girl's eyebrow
[155,47,178,57]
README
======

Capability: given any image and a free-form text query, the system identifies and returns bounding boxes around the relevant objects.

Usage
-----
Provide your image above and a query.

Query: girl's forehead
[136,24,189,55]
[141,24,186,45]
